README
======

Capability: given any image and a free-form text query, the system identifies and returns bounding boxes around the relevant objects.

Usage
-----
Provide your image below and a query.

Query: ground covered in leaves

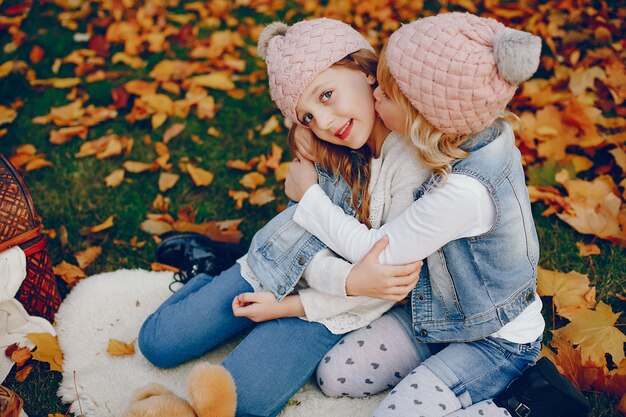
[1,0,625,416]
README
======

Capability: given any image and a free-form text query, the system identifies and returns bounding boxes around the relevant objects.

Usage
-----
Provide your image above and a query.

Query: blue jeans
[139,264,342,417]
[388,304,541,406]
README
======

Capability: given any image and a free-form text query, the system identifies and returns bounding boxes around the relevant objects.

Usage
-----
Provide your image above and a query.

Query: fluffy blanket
[55,269,383,416]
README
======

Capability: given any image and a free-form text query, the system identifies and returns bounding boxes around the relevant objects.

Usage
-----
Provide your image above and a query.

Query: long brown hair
[288,49,377,227]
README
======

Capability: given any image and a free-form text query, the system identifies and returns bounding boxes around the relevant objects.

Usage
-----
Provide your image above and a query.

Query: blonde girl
[286,12,545,417]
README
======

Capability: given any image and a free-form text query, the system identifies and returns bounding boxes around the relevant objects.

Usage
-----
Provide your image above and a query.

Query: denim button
[417,293,425,301]
[277,285,285,295]
[297,256,306,266]
[419,329,428,337]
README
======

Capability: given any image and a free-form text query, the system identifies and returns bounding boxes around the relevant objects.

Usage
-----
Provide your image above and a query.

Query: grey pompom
[257,21,289,60]
[493,28,542,85]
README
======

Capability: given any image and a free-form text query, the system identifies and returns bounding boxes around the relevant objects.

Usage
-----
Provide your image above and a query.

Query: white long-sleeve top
[293,140,544,343]
[238,132,430,333]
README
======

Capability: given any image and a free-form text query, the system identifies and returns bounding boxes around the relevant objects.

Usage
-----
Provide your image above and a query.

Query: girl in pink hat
[138,17,429,416]
[285,12,555,417]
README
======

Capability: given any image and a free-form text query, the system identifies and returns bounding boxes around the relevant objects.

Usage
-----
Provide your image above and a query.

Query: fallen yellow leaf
[555,302,626,366]
[0,105,17,125]
[74,246,102,269]
[240,172,265,189]
[53,261,87,287]
[158,172,180,192]
[187,164,214,187]
[90,216,115,233]
[107,339,135,356]
[25,333,63,372]
[537,267,596,316]
[190,72,235,90]
[105,169,125,187]
[249,188,275,206]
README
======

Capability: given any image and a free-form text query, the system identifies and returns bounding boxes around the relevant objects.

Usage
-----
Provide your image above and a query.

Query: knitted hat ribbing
[385,12,541,135]
[258,18,374,125]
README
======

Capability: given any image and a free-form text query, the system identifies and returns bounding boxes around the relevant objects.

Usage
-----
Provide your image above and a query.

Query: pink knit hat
[385,12,541,135]
[257,18,373,125]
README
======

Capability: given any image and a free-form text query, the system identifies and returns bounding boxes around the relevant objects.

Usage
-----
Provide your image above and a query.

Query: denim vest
[247,164,358,301]
[409,121,539,343]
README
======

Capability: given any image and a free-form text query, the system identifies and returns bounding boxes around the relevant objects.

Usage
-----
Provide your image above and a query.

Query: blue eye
[302,114,313,125]
[321,91,332,101]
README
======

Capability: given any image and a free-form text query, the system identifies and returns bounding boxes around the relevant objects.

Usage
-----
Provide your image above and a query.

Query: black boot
[156,232,246,284]
[494,357,590,417]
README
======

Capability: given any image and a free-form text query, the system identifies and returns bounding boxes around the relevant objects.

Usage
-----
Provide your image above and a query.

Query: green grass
[0,1,624,417]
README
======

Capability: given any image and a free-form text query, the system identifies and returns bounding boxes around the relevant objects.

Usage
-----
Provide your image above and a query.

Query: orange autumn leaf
[49,125,88,145]
[11,346,32,367]
[240,172,265,189]
[197,96,217,120]
[187,164,214,187]
[24,157,53,171]
[53,261,87,287]
[227,159,253,171]
[173,218,243,244]
[25,333,63,372]
[0,105,17,125]
[140,219,174,235]
[107,339,135,356]
[15,364,34,382]
[162,122,185,144]
[266,143,283,170]
[150,262,179,273]
[30,77,81,89]
[229,190,249,209]
[249,188,275,206]
[274,162,289,181]
[124,80,158,97]
[555,172,625,244]
[29,45,44,64]
[536,267,596,317]
[105,169,125,187]
[555,302,626,366]
[259,115,280,136]
[158,172,179,192]
[74,246,102,269]
[189,72,235,90]
[123,161,156,173]
[576,242,601,257]
[89,216,115,233]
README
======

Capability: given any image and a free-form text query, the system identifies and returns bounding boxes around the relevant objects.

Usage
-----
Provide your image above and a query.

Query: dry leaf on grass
[11,346,32,367]
[74,246,102,269]
[554,302,626,366]
[25,333,63,372]
[187,164,214,187]
[53,261,87,287]
[240,172,265,189]
[14,364,34,382]
[105,169,125,187]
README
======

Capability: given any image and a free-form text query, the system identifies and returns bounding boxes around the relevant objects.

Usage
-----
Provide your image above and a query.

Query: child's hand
[232,292,302,322]
[285,153,317,202]
[293,126,318,162]
[345,236,422,301]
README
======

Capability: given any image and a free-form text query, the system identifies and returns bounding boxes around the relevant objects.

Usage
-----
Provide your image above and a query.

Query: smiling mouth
[335,119,353,140]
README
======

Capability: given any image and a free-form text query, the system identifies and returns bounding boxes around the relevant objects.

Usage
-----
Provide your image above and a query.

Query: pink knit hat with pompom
[385,12,541,135]
[258,18,373,125]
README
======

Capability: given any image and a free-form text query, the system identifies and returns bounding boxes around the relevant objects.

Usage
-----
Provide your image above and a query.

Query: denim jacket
[409,121,540,343]
[247,164,358,301]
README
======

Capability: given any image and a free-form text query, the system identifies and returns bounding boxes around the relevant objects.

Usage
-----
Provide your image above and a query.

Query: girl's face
[373,85,406,135]
[295,66,377,150]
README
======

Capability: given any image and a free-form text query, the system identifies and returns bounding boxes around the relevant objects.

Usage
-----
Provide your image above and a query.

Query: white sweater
[238,132,430,333]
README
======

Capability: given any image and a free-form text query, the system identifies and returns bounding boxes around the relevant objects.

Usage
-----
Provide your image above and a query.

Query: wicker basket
[0,154,61,322]
[0,386,23,417]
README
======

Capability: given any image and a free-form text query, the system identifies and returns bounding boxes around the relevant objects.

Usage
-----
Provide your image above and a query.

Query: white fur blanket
[55,269,384,416]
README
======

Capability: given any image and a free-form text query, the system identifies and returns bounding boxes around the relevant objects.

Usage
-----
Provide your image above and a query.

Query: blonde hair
[288,49,377,227]
[377,46,470,186]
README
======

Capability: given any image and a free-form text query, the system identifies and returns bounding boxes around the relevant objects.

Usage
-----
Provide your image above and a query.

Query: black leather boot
[156,232,246,284]
[494,357,590,417]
